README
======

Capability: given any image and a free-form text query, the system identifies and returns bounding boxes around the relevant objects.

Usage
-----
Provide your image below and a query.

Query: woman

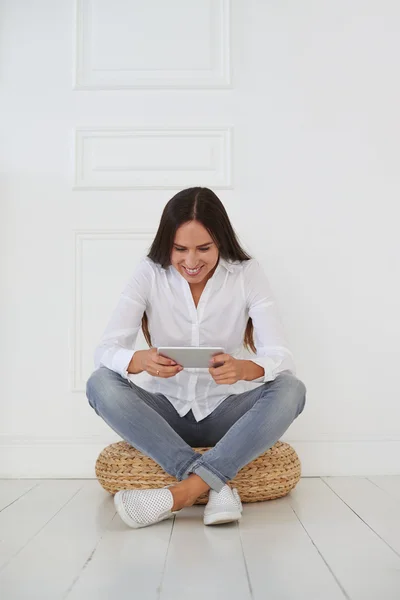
[86,187,307,529]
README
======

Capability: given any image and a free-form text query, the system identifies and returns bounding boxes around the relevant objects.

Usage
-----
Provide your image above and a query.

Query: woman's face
[171,220,219,285]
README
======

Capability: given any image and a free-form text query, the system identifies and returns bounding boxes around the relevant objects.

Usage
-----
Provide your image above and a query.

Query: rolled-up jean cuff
[176,453,203,481]
[181,459,228,492]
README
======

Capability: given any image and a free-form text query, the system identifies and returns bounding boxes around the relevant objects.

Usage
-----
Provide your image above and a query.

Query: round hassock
[95,440,301,504]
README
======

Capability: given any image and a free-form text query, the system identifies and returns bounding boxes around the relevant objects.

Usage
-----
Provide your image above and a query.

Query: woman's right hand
[129,348,183,378]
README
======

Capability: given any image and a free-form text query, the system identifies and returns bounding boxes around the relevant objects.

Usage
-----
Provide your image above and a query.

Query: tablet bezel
[157,346,225,369]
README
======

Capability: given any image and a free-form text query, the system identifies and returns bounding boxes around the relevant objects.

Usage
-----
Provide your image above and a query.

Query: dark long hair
[142,187,256,353]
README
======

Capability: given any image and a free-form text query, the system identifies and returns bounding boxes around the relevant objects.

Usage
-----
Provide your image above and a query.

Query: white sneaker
[203,484,243,526]
[232,488,243,512]
[114,485,181,529]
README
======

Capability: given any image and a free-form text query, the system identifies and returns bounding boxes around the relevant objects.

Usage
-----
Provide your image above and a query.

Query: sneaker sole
[204,510,242,526]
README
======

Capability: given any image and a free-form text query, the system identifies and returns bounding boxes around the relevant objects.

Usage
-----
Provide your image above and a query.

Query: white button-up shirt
[94,256,296,422]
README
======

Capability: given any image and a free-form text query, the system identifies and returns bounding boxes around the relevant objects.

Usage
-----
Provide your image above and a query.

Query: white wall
[1,0,399,477]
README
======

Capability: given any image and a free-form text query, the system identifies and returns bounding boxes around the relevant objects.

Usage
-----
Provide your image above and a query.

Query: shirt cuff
[249,355,295,383]
[111,348,135,380]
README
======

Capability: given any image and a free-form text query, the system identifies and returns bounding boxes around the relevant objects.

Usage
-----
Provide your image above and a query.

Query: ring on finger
[156,370,160,376]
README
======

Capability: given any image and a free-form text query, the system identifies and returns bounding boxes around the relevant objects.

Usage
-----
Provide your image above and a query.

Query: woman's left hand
[208,353,245,385]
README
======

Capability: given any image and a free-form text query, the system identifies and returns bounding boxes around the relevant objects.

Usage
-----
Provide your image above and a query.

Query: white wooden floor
[0,477,400,600]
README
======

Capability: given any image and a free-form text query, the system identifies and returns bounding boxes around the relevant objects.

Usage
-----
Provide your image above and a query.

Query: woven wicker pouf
[96,441,301,504]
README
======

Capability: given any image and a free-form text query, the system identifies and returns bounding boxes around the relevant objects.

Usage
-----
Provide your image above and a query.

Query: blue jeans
[86,366,306,492]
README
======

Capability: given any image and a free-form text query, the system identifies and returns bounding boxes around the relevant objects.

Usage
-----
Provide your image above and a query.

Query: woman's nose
[187,253,199,266]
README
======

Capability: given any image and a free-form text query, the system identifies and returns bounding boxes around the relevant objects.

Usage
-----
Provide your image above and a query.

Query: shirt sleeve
[93,258,153,380]
[244,258,296,383]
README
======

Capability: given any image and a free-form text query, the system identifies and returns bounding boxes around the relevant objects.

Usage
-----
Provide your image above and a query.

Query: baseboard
[0,435,119,478]
[0,434,399,478]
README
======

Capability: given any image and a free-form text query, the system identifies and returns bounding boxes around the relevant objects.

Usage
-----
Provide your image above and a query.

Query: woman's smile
[182,265,203,277]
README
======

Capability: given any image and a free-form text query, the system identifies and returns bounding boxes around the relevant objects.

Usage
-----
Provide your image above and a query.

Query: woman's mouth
[182,265,203,277]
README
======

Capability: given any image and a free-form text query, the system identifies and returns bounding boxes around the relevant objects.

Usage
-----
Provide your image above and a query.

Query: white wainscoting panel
[74,128,233,189]
[2,434,400,478]
[72,230,155,392]
[75,0,230,89]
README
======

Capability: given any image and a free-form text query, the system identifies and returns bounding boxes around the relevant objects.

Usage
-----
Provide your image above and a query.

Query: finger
[208,366,229,377]
[209,372,232,383]
[214,377,234,384]
[209,365,229,375]
[155,354,177,366]
[216,353,230,361]
[211,369,234,380]
[157,365,183,377]
[210,353,230,366]
[209,367,222,376]
[211,353,227,362]
[214,373,234,381]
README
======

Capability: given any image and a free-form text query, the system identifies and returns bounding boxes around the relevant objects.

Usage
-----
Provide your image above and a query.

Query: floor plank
[0,480,82,573]
[239,489,347,600]
[65,503,174,600]
[367,475,400,501]
[159,505,252,600]
[0,480,40,512]
[322,476,400,555]
[0,481,115,600]
[289,478,400,600]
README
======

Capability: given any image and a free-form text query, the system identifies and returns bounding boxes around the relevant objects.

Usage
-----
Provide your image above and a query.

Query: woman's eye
[174,247,210,252]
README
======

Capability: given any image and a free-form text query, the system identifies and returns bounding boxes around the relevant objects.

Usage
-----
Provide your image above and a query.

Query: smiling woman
[171,221,218,284]
[86,186,307,530]
[144,187,255,350]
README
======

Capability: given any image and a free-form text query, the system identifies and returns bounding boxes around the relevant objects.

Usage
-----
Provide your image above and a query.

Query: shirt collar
[218,257,235,273]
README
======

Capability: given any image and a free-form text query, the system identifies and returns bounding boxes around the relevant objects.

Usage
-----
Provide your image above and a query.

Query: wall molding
[71,229,155,393]
[1,434,400,477]
[74,0,231,89]
[74,127,233,190]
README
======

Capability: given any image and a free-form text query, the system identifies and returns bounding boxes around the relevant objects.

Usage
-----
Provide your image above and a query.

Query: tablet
[157,346,225,369]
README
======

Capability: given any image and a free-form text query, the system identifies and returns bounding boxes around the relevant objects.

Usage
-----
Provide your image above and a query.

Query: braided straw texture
[96,441,301,504]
